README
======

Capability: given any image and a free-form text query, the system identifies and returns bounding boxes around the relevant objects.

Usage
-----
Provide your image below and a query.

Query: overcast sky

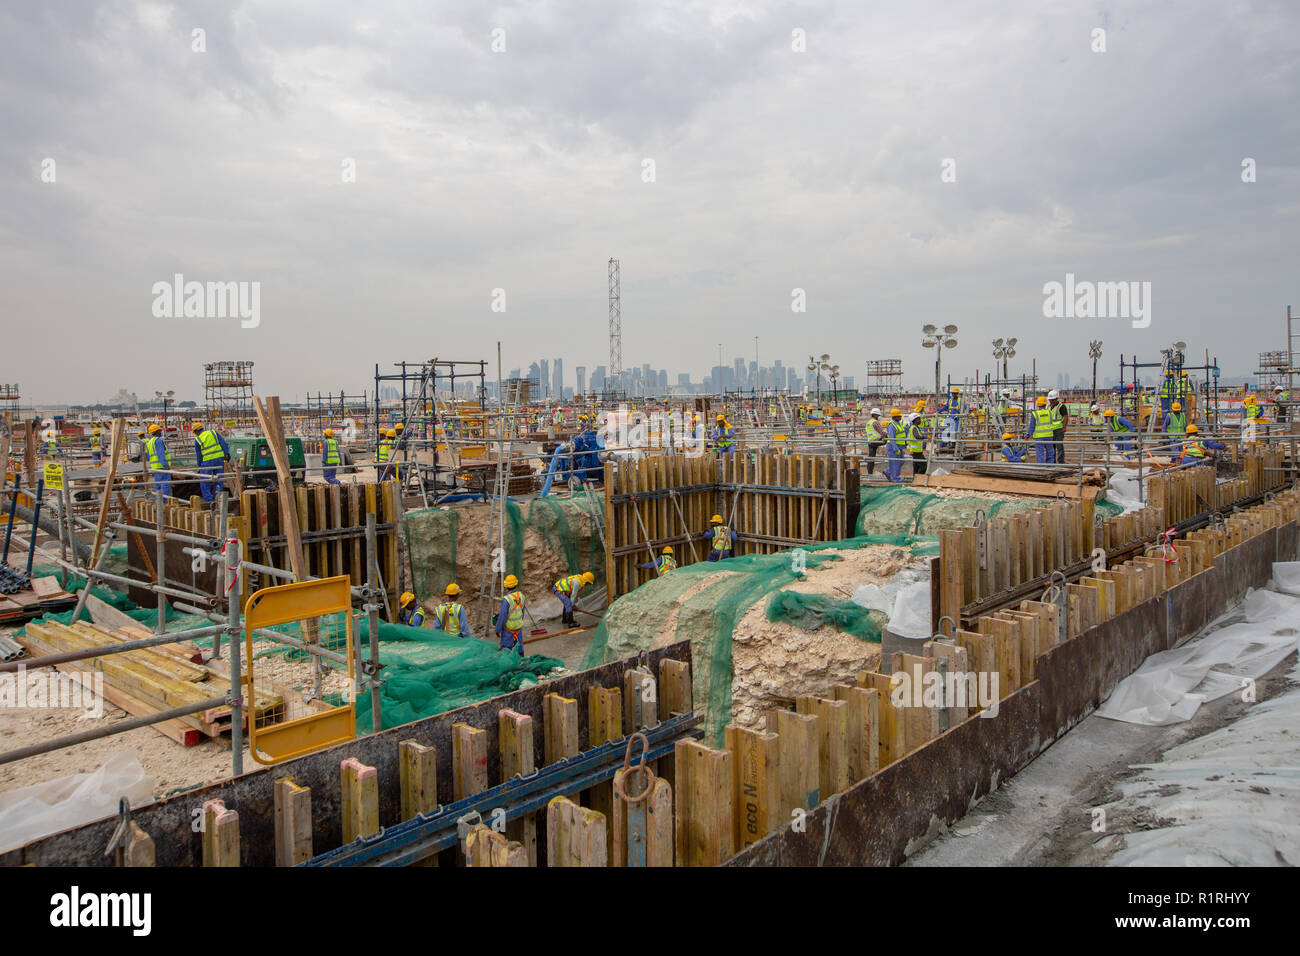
[2,0,1298,403]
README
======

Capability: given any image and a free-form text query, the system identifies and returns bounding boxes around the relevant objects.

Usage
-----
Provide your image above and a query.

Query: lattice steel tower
[608,258,622,389]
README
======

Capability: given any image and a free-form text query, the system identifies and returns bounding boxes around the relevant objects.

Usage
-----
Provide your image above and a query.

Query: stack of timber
[0,576,75,625]
[18,620,284,747]
[127,480,401,609]
[604,453,860,599]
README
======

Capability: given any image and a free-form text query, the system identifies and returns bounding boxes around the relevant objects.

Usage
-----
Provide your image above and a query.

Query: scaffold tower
[204,361,255,424]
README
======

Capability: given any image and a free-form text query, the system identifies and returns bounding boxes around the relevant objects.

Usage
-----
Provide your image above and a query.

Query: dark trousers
[911,452,927,475]
[866,441,883,474]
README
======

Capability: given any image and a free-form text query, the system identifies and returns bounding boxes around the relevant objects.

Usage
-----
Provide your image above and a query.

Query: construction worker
[1047,390,1068,464]
[432,583,471,637]
[884,408,906,482]
[1158,371,1175,415]
[639,545,677,574]
[322,427,341,484]
[706,514,733,561]
[131,429,147,464]
[1025,396,1056,463]
[712,414,735,456]
[1162,401,1187,456]
[997,389,1014,419]
[552,570,595,627]
[399,591,426,627]
[376,428,396,480]
[1088,403,1104,429]
[937,386,962,451]
[1273,384,1290,424]
[89,428,103,464]
[906,412,928,476]
[861,408,883,475]
[495,574,526,655]
[1178,424,1226,464]
[192,423,231,503]
[144,423,172,497]
[44,430,59,458]
[1103,408,1136,454]
[1177,370,1191,406]
[1000,432,1025,463]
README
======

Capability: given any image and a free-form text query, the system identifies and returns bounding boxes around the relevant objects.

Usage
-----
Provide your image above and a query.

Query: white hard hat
[870,407,881,416]
[1047,389,1060,400]
[1001,389,1012,396]
[907,412,919,421]
[1090,403,1099,410]
[1274,385,1284,391]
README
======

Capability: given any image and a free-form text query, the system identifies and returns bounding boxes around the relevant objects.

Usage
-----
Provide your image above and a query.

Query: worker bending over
[1178,425,1226,464]
[495,574,527,655]
[552,570,595,628]
[432,583,471,637]
[192,423,231,503]
[398,591,427,627]
[639,546,677,574]
[1000,432,1025,463]
[706,514,733,561]
[145,423,172,498]
[1103,409,1136,454]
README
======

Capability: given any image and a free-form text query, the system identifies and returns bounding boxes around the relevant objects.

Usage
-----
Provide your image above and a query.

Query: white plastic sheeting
[853,567,931,637]
[1272,561,1300,596]
[1108,654,1300,866]
[0,749,154,853]
[1105,468,1146,516]
[1096,587,1300,726]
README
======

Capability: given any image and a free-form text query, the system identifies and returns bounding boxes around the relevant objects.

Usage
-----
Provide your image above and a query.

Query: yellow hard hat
[400,591,415,607]
[445,582,461,596]
[716,414,725,421]
[503,574,519,589]
[1036,396,1047,407]
[1002,432,1014,441]
[137,430,145,439]
[386,428,397,438]
[191,422,203,431]
[710,514,723,524]
[323,428,334,437]
[395,423,404,431]
[662,546,673,554]
[889,408,901,418]
[581,571,595,584]
[1245,394,1256,403]
[950,386,959,393]
[1103,409,1116,417]
[1171,402,1181,411]
[1180,371,1188,377]
[148,423,162,434]
[92,428,101,435]
[1186,424,1199,434]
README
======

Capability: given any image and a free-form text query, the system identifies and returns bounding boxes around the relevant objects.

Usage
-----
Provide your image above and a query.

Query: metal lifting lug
[456,810,483,843]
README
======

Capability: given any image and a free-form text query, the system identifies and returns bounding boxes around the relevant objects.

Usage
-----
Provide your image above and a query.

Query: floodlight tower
[922,325,959,400]
[608,258,622,394]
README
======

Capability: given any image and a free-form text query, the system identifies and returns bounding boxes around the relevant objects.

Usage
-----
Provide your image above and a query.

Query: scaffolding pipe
[224,524,243,776]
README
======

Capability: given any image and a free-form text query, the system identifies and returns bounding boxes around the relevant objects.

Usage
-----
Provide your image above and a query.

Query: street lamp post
[1088,340,1103,401]
[154,389,174,430]
[921,326,958,403]
[992,337,1017,380]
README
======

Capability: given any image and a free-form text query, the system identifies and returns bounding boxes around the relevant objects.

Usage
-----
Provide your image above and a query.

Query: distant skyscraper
[553,358,563,399]
[576,366,586,395]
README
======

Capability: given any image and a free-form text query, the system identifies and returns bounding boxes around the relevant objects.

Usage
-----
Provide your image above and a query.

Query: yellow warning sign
[43,462,64,490]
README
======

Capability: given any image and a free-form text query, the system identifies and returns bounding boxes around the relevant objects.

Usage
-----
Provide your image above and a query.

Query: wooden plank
[858,670,906,762]
[452,722,488,801]
[768,708,820,815]
[543,692,580,766]
[546,796,607,866]
[340,757,379,842]
[274,776,313,866]
[90,419,126,559]
[202,799,240,867]
[672,739,733,867]
[498,708,537,866]
[916,472,1101,499]
[831,683,880,780]
[725,723,779,852]
[399,739,438,820]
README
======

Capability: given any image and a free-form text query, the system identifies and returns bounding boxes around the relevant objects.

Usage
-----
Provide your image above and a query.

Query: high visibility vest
[503,590,524,630]
[1000,444,1018,462]
[657,554,677,573]
[714,426,734,449]
[197,429,224,463]
[46,437,59,454]
[554,574,583,595]
[1049,404,1064,433]
[1165,412,1186,436]
[146,436,168,471]
[906,422,924,453]
[376,439,392,462]
[865,419,883,440]
[1181,441,1208,460]
[1246,404,1261,420]
[1031,409,1055,439]
[89,435,102,452]
[1159,379,1173,399]
[711,525,733,551]
[435,602,463,636]
[1089,412,1104,427]
[1107,417,1133,435]
[323,438,340,466]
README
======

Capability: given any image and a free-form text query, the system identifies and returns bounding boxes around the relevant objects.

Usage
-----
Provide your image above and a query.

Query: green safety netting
[583,531,939,745]
[765,590,886,643]
[855,485,1045,537]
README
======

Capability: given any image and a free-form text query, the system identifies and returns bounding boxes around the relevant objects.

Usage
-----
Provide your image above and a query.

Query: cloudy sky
[2,0,1297,403]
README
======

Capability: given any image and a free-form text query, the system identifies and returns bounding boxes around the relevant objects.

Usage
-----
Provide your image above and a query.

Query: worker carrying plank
[432,583,471,637]
[495,574,527,656]
[551,571,594,628]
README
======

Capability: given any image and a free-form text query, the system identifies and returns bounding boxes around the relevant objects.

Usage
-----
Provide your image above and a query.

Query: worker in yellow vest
[552,570,595,627]
[1177,424,1226,464]
[399,591,427,627]
[432,583,471,637]
[144,423,172,498]
[1025,396,1056,463]
[89,428,103,464]
[376,428,396,480]
[192,423,231,502]
[864,408,884,475]
[322,428,341,484]
[639,546,677,575]
[495,574,527,655]
[706,514,733,561]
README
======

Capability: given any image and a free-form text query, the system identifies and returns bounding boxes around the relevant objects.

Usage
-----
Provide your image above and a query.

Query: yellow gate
[244,575,356,765]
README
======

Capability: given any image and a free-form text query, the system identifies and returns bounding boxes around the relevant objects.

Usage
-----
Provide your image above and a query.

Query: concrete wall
[2,642,691,867]
[727,522,1298,866]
